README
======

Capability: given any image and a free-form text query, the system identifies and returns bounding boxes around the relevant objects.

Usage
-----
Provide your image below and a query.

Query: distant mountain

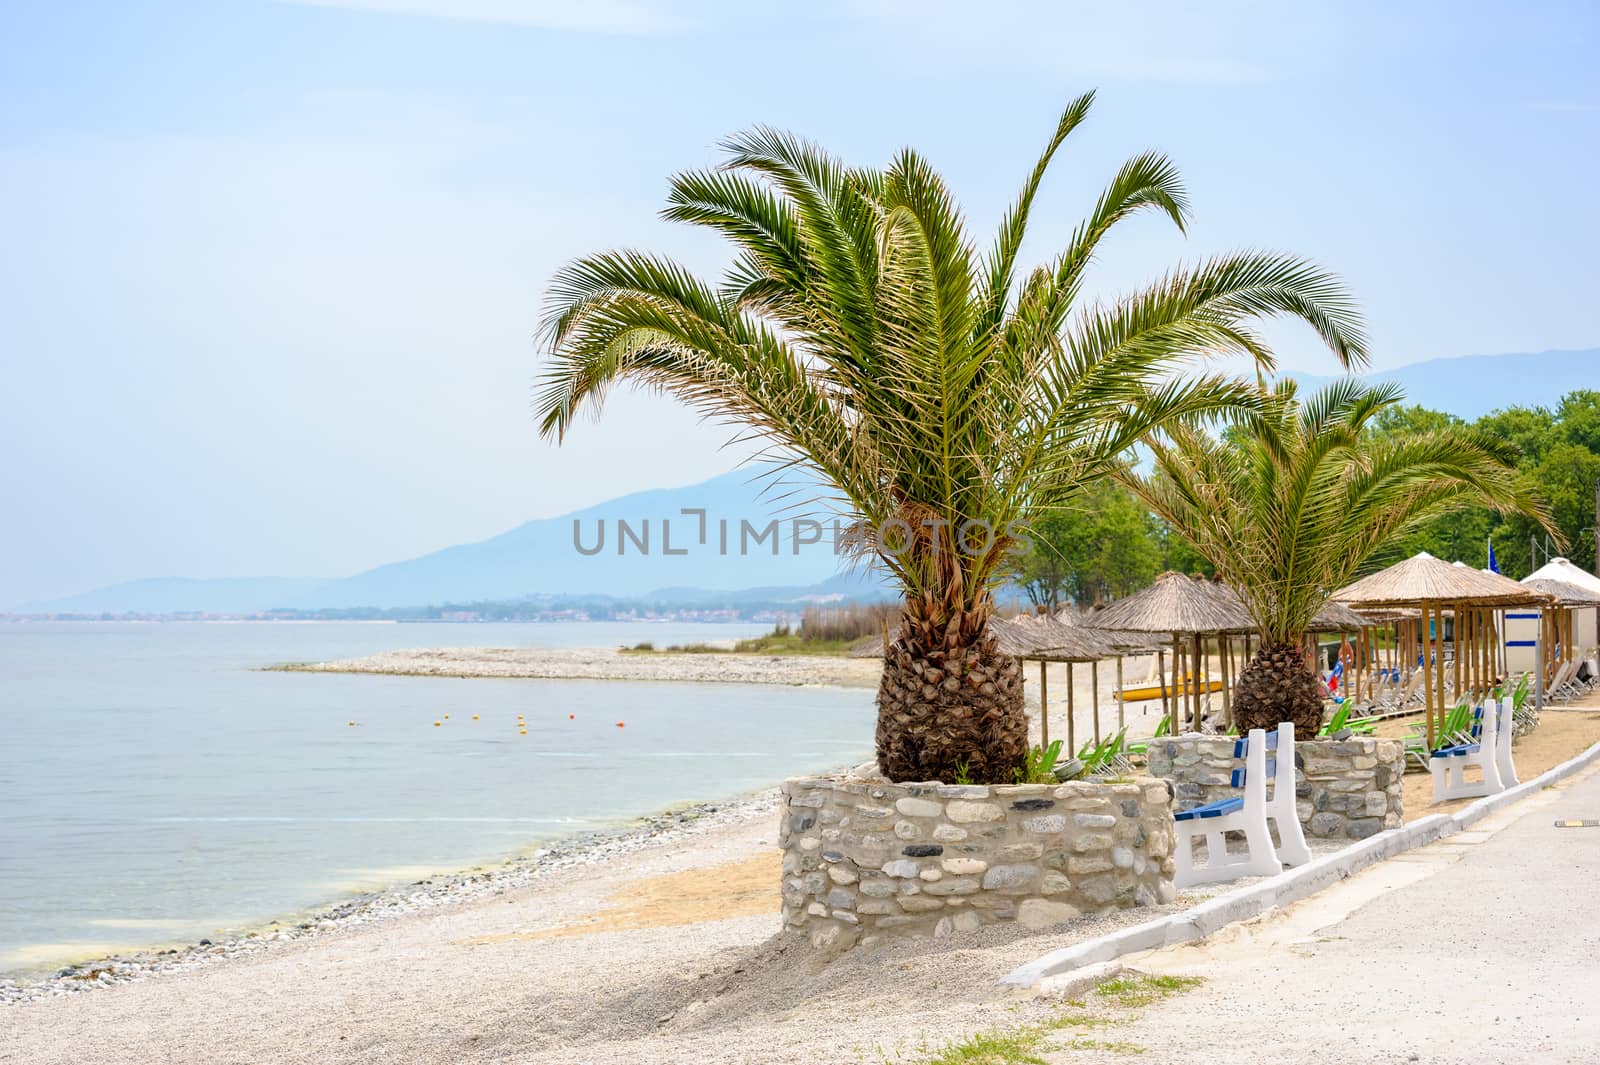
[24,468,865,614]
[21,576,329,615]
[288,467,853,610]
[22,348,1597,615]
[1288,347,1598,420]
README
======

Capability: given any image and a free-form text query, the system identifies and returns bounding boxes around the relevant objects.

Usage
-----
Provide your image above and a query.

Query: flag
[1487,537,1500,574]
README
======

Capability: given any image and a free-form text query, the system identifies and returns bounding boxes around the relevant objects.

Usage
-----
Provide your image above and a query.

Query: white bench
[1172,724,1311,887]
[1429,698,1504,801]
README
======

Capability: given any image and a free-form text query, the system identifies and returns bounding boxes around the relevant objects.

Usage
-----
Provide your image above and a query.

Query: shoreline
[269,645,884,688]
[0,785,785,1006]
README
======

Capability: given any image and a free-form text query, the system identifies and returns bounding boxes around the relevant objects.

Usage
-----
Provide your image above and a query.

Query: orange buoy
[568,714,575,720]
[616,721,625,728]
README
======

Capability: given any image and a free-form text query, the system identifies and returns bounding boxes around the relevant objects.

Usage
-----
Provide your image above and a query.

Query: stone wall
[779,775,1176,954]
[1145,734,1405,840]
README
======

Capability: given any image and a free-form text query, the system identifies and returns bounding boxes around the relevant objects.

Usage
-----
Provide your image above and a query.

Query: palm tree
[534,92,1367,782]
[1122,379,1556,734]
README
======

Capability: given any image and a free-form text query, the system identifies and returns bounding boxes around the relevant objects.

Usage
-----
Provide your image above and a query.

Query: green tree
[1009,484,1160,608]
[535,93,1366,782]
[1123,379,1553,734]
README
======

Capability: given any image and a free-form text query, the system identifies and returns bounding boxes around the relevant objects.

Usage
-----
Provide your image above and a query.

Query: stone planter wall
[1146,734,1405,840]
[779,775,1176,954]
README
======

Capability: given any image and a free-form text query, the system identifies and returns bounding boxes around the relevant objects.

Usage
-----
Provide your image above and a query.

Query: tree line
[1009,388,1600,610]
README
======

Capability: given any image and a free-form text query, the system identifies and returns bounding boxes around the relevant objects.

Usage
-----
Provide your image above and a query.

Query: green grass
[914,974,1203,1064]
[1058,1038,1145,1054]
[1093,974,1205,1010]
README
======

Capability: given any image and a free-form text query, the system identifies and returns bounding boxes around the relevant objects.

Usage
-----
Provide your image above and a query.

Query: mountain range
[21,347,1598,615]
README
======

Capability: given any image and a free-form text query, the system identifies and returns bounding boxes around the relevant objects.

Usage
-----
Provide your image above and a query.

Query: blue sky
[3,1,1597,605]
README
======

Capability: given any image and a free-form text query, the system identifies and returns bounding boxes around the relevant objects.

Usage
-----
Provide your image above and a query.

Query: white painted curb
[1001,740,1600,988]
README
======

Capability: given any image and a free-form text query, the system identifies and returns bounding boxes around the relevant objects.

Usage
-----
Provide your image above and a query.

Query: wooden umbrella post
[1038,659,1049,749]
[1453,608,1462,698]
[1091,660,1101,746]
[1173,635,1185,732]
[1220,634,1232,729]
[1066,662,1076,753]
[1192,633,1204,731]
[1157,650,1169,722]
[1116,655,1126,730]
[1438,602,1451,729]
[1427,598,1440,745]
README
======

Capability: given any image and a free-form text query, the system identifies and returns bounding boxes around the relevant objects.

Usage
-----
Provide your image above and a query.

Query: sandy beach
[0,782,1207,1065]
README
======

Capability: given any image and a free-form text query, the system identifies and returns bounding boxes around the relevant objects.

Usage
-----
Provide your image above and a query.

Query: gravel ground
[273,645,883,688]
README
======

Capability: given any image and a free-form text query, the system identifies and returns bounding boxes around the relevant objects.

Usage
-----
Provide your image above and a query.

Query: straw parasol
[1333,551,1548,747]
[1332,551,1545,609]
[1521,578,1600,608]
[990,614,1148,751]
[1084,572,1254,732]
[1310,601,1369,632]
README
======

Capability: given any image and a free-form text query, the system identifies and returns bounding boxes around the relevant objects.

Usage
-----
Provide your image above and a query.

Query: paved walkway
[1048,761,1600,1064]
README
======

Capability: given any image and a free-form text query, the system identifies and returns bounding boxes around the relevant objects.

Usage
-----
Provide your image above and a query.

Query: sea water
[0,622,873,975]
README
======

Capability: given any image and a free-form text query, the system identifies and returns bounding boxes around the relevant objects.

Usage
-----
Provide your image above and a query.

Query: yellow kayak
[1116,674,1222,702]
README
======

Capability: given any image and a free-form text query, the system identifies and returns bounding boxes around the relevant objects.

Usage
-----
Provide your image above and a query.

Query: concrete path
[1047,761,1600,1064]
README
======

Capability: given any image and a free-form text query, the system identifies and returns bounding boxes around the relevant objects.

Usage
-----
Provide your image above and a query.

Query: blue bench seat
[1431,743,1481,759]
[1173,796,1245,822]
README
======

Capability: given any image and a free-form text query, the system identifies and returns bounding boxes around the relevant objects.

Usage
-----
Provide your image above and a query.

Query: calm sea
[0,621,874,977]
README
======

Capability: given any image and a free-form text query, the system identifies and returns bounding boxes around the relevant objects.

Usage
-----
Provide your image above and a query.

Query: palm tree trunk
[875,600,1026,783]
[1231,640,1324,735]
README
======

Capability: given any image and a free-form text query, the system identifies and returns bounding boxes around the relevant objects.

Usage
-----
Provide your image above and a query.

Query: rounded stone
[981,863,1039,891]
[932,825,969,843]
[827,864,858,885]
[946,801,1005,824]
[858,877,896,898]
[895,797,945,818]
[881,859,921,879]
[1017,898,1079,929]
[940,858,987,875]
[894,820,922,840]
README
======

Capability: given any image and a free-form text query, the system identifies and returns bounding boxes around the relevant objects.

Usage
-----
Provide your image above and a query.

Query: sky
[3,0,1598,606]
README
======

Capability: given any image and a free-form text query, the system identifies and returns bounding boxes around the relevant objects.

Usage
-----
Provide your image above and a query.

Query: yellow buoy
[347,721,355,727]
[434,721,441,727]
[472,714,479,721]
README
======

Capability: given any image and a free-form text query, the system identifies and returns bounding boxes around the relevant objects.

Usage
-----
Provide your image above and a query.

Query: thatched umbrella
[1083,572,1253,733]
[991,615,1131,751]
[1523,577,1600,677]
[1333,551,1548,748]
[1525,559,1600,671]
